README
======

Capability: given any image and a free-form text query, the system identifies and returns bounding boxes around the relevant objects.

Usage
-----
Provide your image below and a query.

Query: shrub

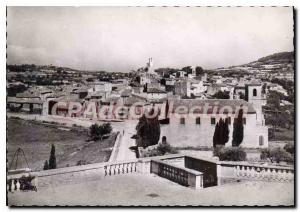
[213,145,247,161]
[156,142,178,155]
[43,160,49,170]
[90,123,112,141]
[141,141,178,157]
[260,147,293,164]
[283,142,294,155]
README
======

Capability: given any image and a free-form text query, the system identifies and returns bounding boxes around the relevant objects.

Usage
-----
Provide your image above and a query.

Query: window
[211,117,216,125]
[180,117,185,125]
[253,88,257,97]
[259,136,264,146]
[196,117,201,125]
[243,118,246,125]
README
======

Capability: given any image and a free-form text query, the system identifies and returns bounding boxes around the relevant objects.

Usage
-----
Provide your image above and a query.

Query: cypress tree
[232,108,244,146]
[213,122,220,147]
[218,118,224,145]
[223,118,230,145]
[136,110,161,148]
[48,144,57,169]
[43,160,49,170]
[213,118,230,147]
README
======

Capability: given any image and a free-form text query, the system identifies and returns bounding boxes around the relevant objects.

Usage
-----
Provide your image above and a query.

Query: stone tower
[147,58,154,74]
[245,82,264,125]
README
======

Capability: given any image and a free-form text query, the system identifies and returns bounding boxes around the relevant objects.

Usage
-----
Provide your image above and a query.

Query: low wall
[184,156,218,187]
[7,154,185,191]
[151,159,203,189]
[216,161,294,184]
[7,154,294,192]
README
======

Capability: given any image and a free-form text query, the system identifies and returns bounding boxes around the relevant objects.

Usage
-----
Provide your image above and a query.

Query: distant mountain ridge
[214,51,294,74]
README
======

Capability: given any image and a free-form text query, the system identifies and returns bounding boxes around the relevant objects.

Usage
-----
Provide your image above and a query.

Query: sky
[7,7,294,72]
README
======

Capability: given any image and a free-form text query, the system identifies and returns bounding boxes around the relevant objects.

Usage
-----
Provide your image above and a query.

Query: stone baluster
[104,166,107,176]
[250,166,256,178]
[256,167,261,179]
[134,162,137,172]
[13,179,20,191]
[121,163,124,174]
[236,166,241,177]
[118,164,121,174]
[266,168,271,180]
[278,169,284,181]
[112,165,116,175]
[241,166,246,177]
[272,169,277,181]
[246,166,251,178]
[287,170,294,182]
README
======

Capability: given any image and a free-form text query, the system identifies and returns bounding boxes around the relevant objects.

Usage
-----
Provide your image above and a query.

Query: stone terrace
[8,173,294,206]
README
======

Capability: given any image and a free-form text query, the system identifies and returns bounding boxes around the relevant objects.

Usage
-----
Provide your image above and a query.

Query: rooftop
[171,99,256,114]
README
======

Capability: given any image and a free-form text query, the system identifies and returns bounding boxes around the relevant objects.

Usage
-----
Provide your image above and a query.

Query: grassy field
[7,118,117,171]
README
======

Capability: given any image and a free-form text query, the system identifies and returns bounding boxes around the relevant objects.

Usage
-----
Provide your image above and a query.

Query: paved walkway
[114,129,137,161]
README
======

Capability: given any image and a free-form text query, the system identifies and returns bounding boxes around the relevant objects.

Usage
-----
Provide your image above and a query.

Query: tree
[48,144,57,169]
[213,122,220,147]
[136,111,161,148]
[195,66,204,76]
[212,91,230,99]
[232,107,244,146]
[43,160,49,170]
[284,142,294,155]
[101,123,112,135]
[143,83,148,92]
[160,78,166,86]
[223,118,230,145]
[260,147,293,164]
[89,123,112,141]
[213,118,230,147]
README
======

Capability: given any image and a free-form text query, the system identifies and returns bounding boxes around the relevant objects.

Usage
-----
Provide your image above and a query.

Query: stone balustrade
[233,164,294,182]
[104,161,138,176]
[217,161,294,184]
[7,174,38,192]
[7,154,294,192]
[151,159,203,189]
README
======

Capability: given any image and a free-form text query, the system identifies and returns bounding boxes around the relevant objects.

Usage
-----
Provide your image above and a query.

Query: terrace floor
[8,173,294,206]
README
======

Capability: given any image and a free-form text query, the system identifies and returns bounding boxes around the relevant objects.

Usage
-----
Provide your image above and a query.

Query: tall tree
[136,110,161,148]
[232,108,244,146]
[213,122,220,147]
[213,118,230,147]
[48,144,57,169]
[223,118,230,145]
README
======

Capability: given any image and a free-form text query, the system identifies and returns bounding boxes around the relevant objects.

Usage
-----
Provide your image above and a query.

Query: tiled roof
[147,88,166,94]
[170,99,256,114]
[7,97,43,104]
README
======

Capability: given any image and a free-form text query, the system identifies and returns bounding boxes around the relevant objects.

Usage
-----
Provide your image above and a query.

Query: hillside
[214,51,294,74]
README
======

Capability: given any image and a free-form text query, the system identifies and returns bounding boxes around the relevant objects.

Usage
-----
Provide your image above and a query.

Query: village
[6,53,295,206]
[6,6,295,206]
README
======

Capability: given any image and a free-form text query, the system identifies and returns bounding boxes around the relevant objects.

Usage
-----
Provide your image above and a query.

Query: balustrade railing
[233,164,294,182]
[7,175,37,192]
[104,161,138,176]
